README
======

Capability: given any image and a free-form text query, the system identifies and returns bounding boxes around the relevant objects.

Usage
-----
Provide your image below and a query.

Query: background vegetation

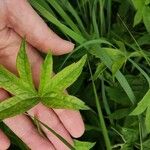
[1,0,150,149]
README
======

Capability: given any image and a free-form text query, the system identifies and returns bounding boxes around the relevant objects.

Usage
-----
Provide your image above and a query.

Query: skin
[0,0,85,150]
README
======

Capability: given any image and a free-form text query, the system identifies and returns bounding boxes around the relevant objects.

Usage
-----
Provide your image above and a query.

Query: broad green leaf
[89,48,136,104]
[133,10,142,26]
[17,38,35,91]
[121,127,138,143]
[132,0,145,10]
[74,140,96,150]
[106,86,131,106]
[131,89,150,115]
[39,53,53,95]
[143,6,150,33]
[145,106,150,133]
[44,55,87,94]
[109,108,130,120]
[145,0,150,5]
[0,65,34,96]
[0,96,38,120]
[112,56,126,75]
[42,92,89,110]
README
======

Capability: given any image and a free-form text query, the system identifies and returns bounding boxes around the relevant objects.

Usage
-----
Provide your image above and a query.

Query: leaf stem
[88,60,111,150]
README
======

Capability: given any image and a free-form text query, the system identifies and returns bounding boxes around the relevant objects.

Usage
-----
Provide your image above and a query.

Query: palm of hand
[0,1,84,150]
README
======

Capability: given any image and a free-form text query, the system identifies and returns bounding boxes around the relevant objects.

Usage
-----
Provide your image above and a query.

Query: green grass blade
[59,39,113,69]
[29,0,86,43]
[131,89,150,115]
[27,114,75,150]
[89,48,136,104]
[60,1,86,34]
[88,60,111,150]
[92,0,100,38]
[129,59,150,87]
[46,0,81,34]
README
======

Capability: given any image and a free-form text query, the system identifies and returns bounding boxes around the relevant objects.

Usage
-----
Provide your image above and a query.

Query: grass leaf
[131,89,150,115]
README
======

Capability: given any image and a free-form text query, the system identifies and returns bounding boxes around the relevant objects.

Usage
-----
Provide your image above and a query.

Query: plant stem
[88,60,111,150]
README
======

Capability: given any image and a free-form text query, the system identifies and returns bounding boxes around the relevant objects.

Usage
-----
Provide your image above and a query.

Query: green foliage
[4,0,150,149]
[74,140,96,150]
[0,39,88,120]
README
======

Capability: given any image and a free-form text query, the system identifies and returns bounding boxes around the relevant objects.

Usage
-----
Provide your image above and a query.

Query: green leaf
[17,38,35,91]
[133,10,143,26]
[112,56,126,75]
[109,108,130,120]
[143,6,150,33]
[42,92,89,110]
[46,0,81,34]
[44,55,87,94]
[39,53,53,95]
[145,0,150,5]
[29,0,86,43]
[130,89,150,115]
[93,63,107,80]
[0,96,38,120]
[0,65,34,96]
[0,39,88,120]
[74,140,96,150]
[145,106,150,133]
[132,0,145,10]
[90,48,136,104]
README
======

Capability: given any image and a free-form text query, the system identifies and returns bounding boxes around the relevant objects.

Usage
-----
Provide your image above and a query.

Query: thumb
[5,0,74,55]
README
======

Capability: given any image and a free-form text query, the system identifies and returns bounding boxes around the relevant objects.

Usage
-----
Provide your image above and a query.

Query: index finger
[5,0,74,55]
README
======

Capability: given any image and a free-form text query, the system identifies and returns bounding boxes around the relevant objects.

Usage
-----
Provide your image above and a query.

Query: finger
[29,104,73,150]
[0,89,10,149]
[0,129,10,150]
[0,89,10,150]
[0,89,55,150]
[4,115,55,150]
[5,0,74,55]
[54,109,85,138]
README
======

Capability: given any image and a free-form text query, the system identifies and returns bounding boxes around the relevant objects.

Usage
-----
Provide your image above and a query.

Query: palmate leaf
[43,55,87,94]
[0,96,38,121]
[0,65,35,96]
[42,92,89,110]
[0,39,88,120]
[17,38,35,91]
[39,53,53,95]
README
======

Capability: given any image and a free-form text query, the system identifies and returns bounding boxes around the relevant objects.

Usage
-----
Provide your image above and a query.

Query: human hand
[0,0,84,149]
